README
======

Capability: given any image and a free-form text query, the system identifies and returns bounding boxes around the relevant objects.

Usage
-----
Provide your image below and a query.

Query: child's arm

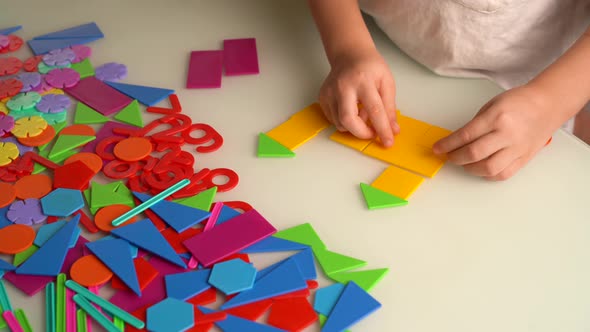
[308,0,399,147]
[433,26,590,180]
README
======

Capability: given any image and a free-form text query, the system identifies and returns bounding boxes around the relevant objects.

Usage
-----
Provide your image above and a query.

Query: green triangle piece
[70,58,95,79]
[328,268,390,292]
[175,187,217,211]
[113,182,135,207]
[273,223,326,251]
[13,245,39,266]
[360,183,408,210]
[74,102,109,124]
[38,121,68,152]
[48,135,95,159]
[114,100,143,127]
[83,189,99,215]
[257,132,295,158]
[318,315,350,332]
[90,182,121,209]
[314,249,367,275]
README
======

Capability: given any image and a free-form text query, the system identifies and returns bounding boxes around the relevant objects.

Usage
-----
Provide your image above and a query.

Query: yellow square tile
[266,103,332,150]
[371,166,425,200]
[363,137,446,178]
[329,130,373,152]
[417,125,453,149]
[396,114,432,140]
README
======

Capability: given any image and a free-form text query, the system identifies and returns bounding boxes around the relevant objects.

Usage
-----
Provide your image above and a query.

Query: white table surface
[3,1,590,331]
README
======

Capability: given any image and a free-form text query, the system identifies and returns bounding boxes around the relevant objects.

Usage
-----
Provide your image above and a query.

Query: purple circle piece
[95,62,128,82]
[42,48,76,67]
[17,72,42,92]
[36,93,71,113]
[7,198,47,226]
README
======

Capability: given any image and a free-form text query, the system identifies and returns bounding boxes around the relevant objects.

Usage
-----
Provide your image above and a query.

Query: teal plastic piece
[111,219,185,268]
[321,281,382,332]
[65,280,144,329]
[221,259,307,310]
[73,295,120,332]
[0,280,13,311]
[40,188,85,217]
[146,298,194,332]
[104,81,174,106]
[200,307,284,332]
[133,192,210,233]
[34,220,79,248]
[164,269,211,301]
[209,259,257,295]
[313,283,345,316]
[241,236,309,254]
[46,282,56,332]
[15,216,80,276]
[111,179,190,227]
[85,239,141,295]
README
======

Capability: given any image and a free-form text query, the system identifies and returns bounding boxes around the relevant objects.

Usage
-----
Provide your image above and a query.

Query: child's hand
[433,85,560,181]
[318,49,400,147]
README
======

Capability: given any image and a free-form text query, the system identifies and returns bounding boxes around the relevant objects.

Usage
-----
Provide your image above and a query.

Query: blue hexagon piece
[147,298,194,332]
[208,258,257,295]
[40,188,85,217]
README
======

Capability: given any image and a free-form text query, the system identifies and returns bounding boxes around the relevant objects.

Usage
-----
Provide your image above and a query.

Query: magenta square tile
[186,50,223,89]
[223,38,259,76]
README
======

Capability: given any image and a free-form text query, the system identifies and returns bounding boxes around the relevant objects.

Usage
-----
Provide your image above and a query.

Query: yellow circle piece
[0,142,19,166]
[0,102,8,115]
[11,116,48,138]
[41,88,64,96]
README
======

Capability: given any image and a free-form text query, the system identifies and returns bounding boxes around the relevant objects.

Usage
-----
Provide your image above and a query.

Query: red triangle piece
[268,297,318,331]
[225,299,273,321]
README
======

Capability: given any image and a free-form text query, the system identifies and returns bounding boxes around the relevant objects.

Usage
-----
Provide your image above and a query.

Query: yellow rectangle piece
[329,130,373,152]
[417,125,453,149]
[363,137,446,178]
[266,103,331,150]
[396,114,432,140]
[371,166,425,200]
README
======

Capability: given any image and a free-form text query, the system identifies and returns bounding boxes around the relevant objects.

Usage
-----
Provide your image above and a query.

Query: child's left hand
[432,85,561,181]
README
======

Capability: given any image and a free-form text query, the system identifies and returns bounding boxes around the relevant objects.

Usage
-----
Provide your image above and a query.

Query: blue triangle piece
[0,259,16,272]
[0,26,22,35]
[165,269,211,301]
[241,236,309,254]
[221,258,307,310]
[0,206,11,230]
[111,219,186,268]
[33,22,103,40]
[199,307,285,332]
[86,238,141,296]
[321,282,382,332]
[217,206,241,225]
[15,216,80,276]
[34,220,80,248]
[134,192,211,233]
[313,283,345,316]
[96,235,138,258]
[288,248,316,280]
[105,82,174,106]
[27,36,102,55]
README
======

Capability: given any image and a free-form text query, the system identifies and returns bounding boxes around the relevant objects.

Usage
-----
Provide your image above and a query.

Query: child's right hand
[318,49,400,147]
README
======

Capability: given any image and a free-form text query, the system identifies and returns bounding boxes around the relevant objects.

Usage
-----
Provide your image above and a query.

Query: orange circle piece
[64,153,103,174]
[0,182,16,208]
[70,255,114,287]
[60,124,95,137]
[0,224,36,254]
[94,204,138,232]
[14,174,53,199]
[17,125,56,147]
[113,137,153,162]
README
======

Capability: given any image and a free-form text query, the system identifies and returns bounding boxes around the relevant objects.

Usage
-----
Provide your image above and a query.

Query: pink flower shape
[70,45,92,63]
[45,68,80,89]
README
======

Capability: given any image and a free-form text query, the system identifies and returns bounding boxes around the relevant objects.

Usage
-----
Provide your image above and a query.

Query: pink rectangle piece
[66,289,76,332]
[186,50,223,89]
[64,77,133,115]
[223,38,259,76]
[183,209,276,267]
[3,311,24,332]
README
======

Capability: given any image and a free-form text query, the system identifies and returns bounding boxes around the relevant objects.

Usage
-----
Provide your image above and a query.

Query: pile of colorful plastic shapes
[0,23,387,331]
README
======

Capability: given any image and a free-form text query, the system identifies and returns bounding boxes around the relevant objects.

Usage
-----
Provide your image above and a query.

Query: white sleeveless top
[360,0,590,89]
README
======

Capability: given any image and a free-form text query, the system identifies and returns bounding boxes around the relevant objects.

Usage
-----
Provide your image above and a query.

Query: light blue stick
[73,295,120,332]
[0,280,13,312]
[111,178,190,226]
[46,282,56,332]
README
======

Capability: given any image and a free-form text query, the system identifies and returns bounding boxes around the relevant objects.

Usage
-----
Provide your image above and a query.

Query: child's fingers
[445,132,507,165]
[462,148,517,178]
[337,90,374,139]
[378,78,399,134]
[359,85,393,147]
[319,97,344,131]
[485,156,527,181]
[433,114,492,155]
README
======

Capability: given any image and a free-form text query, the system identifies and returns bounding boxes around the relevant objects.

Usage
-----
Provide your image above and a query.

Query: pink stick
[66,289,76,332]
[203,202,223,232]
[188,257,199,269]
[3,311,24,332]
